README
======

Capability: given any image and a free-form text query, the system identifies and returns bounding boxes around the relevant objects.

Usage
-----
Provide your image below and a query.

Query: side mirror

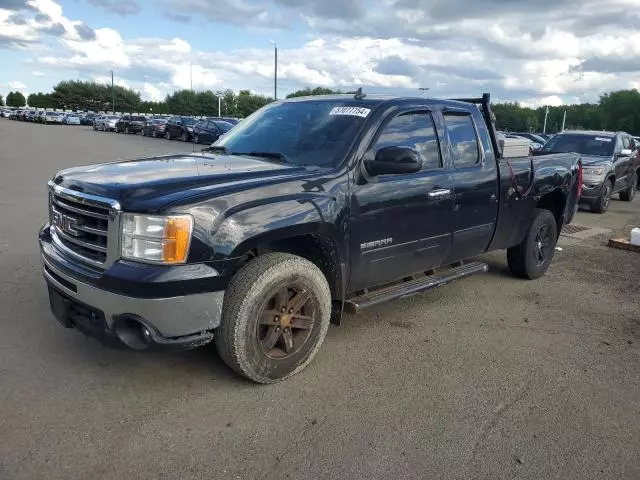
[619,148,633,157]
[364,146,422,176]
[176,121,182,126]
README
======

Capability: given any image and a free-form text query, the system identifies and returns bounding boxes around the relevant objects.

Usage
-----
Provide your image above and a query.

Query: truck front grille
[48,183,120,268]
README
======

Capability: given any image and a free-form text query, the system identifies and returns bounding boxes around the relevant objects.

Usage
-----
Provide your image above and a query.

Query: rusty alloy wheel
[257,286,315,359]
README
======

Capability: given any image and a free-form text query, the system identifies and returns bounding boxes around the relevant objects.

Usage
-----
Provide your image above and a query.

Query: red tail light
[576,162,583,200]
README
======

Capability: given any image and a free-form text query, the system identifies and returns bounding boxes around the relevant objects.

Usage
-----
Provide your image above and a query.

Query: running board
[344,261,488,314]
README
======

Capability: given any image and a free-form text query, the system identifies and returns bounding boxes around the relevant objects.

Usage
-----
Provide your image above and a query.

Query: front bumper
[579,181,604,203]
[40,224,224,350]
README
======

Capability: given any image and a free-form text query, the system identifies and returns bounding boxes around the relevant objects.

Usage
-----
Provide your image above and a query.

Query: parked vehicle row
[92,114,238,144]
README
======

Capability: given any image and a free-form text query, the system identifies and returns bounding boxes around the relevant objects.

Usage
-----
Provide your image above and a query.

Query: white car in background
[95,115,120,131]
[45,112,62,123]
[64,114,81,125]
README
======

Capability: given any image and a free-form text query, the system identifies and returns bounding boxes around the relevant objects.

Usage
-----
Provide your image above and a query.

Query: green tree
[0,94,3,106]
[599,90,640,135]
[6,91,26,107]
[236,90,272,118]
[286,87,338,98]
[50,80,140,112]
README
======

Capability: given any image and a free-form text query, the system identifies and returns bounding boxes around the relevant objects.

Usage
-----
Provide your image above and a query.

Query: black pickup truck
[39,93,582,383]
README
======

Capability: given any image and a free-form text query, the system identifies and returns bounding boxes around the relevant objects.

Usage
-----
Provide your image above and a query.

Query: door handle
[428,189,452,198]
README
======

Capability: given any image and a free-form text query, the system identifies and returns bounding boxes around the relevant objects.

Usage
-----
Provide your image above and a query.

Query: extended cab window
[444,113,480,167]
[372,112,441,170]
[622,136,631,150]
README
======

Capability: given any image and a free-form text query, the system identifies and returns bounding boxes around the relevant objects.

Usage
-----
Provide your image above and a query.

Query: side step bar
[344,261,488,314]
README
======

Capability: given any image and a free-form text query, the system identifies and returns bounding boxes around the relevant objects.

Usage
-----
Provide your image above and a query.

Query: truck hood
[52,152,313,211]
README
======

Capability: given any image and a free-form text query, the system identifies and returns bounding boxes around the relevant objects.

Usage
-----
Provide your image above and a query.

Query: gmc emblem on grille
[52,207,81,237]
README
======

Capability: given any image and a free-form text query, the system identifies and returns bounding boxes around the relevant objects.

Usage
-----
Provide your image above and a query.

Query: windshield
[542,134,615,156]
[108,116,120,120]
[213,100,371,167]
[152,119,166,124]
[181,117,196,126]
[213,121,233,132]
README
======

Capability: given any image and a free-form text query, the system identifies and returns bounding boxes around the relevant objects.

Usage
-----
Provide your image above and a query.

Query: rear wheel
[619,173,637,202]
[216,253,331,384]
[590,180,613,213]
[507,208,558,280]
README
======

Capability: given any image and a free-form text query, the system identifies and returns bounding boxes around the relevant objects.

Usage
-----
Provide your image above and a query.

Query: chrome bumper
[42,254,224,338]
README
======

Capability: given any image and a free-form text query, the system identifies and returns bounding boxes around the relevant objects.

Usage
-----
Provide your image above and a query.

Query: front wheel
[619,173,637,202]
[507,208,558,280]
[216,253,331,384]
[590,181,612,213]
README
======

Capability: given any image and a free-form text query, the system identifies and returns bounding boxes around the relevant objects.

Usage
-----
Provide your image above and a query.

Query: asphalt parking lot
[1,119,639,480]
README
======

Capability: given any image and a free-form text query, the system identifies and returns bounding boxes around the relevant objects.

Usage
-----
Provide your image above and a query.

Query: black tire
[153,130,157,138]
[590,180,613,213]
[181,131,188,142]
[507,208,558,280]
[165,131,171,140]
[216,253,331,384]
[619,173,637,202]
[194,134,200,144]
[125,126,130,134]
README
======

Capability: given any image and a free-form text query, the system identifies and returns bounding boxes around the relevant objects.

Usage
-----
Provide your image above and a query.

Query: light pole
[269,40,277,100]
[110,70,115,114]
[216,90,223,117]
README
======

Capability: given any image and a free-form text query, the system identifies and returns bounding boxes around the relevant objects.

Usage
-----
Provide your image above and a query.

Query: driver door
[349,109,454,291]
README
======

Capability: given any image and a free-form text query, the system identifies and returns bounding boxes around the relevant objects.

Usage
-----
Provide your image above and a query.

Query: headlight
[583,167,605,176]
[121,214,193,264]
[187,127,193,131]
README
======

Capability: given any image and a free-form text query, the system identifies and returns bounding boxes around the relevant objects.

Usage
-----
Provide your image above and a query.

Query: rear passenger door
[614,135,633,192]
[444,111,499,262]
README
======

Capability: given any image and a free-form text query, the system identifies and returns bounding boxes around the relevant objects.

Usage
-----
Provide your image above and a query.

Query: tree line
[2,80,273,118]
[2,81,640,134]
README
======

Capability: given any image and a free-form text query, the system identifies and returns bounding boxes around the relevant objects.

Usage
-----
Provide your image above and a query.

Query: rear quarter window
[444,113,480,168]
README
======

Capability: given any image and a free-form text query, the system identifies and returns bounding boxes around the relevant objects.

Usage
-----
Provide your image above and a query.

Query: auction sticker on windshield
[595,137,612,142]
[329,106,371,118]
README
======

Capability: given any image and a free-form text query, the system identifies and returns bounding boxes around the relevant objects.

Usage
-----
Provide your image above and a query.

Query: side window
[444,113,480,168]
[371,112,442,171]
[621,136,630,150]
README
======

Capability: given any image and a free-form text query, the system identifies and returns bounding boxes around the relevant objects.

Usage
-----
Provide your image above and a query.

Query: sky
[1,0,639,107]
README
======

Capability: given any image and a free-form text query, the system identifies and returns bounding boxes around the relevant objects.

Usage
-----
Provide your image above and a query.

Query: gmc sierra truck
[39,93,582,383]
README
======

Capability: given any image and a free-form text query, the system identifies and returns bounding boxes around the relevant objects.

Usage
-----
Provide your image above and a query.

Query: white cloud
[32,70,44,76]
[2,0,640,106]
[8,80,27,89]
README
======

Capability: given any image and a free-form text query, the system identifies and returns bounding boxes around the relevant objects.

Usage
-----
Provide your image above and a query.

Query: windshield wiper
[232,151,290,163]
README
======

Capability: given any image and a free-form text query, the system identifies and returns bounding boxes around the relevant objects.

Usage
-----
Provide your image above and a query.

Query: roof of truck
[281,94,477,110]
[560,130,620,137]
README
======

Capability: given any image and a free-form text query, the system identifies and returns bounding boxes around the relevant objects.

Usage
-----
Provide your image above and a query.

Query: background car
[536,130,638,212]
[80,113,96,126]
[141,118,167,137]
[165,115,197,141]
[64,114,81,125]
[193,119,233,144]
[44,112,62,123]
[95,115,120,131]
[115,115,147,134]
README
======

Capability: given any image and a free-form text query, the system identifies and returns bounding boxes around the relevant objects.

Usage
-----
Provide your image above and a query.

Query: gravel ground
[1,119,639,480]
